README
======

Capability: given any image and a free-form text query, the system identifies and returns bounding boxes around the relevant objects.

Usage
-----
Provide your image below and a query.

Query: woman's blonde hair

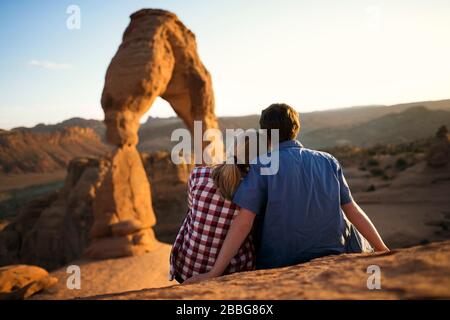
[212,130,261,201]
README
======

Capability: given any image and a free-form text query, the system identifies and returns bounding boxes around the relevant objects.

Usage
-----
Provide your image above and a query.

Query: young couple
[170,103,389,284]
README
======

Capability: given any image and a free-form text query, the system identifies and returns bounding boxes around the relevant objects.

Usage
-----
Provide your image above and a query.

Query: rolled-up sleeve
[233,164,267,215]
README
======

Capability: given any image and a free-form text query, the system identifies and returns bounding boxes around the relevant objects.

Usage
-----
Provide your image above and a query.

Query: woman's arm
[341,200,389,252]
[184,208,256,284]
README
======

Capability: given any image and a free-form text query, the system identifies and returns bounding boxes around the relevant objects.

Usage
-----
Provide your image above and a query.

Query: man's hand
[183,271,216,285]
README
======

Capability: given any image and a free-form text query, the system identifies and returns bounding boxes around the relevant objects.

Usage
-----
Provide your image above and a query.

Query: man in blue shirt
[185,103,389,282]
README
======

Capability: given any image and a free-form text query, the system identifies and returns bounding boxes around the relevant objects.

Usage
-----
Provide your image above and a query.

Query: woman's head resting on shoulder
[212,129,265,201]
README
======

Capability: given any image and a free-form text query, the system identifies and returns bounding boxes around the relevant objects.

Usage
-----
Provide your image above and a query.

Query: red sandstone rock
[0,265,57,300]
[89,9,220,258]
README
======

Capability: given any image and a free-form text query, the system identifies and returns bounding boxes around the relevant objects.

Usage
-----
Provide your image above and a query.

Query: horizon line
[2,97,450,131]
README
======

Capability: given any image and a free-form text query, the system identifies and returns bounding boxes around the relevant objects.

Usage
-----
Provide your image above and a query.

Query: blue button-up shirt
[233,139,353,269]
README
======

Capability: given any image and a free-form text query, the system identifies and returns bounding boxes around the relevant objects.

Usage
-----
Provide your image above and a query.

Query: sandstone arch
[85,9,219,258]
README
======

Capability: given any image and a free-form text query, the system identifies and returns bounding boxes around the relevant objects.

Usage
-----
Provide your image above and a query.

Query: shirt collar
[275,139,303,150]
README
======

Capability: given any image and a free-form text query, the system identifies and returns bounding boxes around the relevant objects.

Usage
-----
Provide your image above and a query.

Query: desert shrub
[367,158,379,167]
[395,158,408,171]
[388,150,398,156]
[370,168,384,177]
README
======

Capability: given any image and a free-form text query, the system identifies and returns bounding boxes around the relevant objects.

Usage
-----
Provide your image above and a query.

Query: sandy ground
[32,242,172,300]
[349,162,450,248]
[84,241,450,300]
[0,170,66,192]
[363,203,449,248]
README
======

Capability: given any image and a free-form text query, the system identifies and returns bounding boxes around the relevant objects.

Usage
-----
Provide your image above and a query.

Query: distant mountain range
[1,99,449,174]
[301,106,450,148]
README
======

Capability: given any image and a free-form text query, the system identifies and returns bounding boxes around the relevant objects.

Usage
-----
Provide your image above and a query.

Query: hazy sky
[1,0,450,129]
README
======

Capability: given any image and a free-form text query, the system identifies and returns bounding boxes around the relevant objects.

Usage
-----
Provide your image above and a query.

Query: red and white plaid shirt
[169,166,255,282]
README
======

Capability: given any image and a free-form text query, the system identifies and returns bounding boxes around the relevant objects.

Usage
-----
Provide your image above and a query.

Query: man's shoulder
[250,147,337,164]
[299,147,337,161]
[297,148,341,170]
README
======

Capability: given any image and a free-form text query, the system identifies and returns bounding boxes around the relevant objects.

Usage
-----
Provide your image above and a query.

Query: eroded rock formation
[0,153,192,270]
[0,158,107,270]
[0,265,58,300]
[86,9,219,258]
[142,151,193,243]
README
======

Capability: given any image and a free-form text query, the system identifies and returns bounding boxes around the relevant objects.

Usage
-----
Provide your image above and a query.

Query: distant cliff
[0,127,110,174]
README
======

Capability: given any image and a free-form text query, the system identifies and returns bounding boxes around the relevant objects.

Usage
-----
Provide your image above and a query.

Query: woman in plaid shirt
[169,134,258,283]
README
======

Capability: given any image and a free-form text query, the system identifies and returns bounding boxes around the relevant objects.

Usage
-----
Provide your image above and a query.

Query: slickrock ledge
[86,240,450,300]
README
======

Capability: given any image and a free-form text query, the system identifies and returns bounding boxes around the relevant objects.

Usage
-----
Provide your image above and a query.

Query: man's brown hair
[259,103,300,142]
